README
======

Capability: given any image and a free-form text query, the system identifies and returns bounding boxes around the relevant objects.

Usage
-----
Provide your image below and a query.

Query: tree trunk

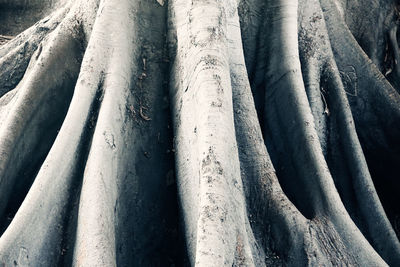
[0,0,399,266]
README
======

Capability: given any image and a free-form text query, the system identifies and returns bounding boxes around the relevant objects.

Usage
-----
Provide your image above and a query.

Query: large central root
[0,0,399,266]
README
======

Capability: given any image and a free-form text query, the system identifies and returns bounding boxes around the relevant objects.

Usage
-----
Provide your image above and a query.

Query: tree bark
[0,0,399,266]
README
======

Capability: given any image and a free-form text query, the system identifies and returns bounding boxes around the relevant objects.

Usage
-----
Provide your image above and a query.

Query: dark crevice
[363,147,400,239]
[0,7,50,36]
[0,0,63,36]
[0,155,45,236]
[58,74,104,266]
[0,76,78,237]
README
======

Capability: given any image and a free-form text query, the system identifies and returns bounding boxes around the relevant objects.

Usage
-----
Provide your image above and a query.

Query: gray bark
[0,0,399,266]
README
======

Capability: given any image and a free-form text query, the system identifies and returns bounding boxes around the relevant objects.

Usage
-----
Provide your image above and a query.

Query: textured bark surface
[0,0,399,266]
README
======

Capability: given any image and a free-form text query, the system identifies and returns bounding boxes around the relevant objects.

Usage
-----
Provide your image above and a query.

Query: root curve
[0,0,399,266]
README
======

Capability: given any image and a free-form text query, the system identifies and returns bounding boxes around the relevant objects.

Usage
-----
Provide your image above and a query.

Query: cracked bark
[0,0,399,266]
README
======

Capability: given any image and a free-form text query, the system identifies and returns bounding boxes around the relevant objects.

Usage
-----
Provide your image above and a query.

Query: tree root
[0,35,13,46]
[0,0,399,266]
[252,0,397,265]
[322,0,400,246]
[0,5,70,97]
[0,19,84,222]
